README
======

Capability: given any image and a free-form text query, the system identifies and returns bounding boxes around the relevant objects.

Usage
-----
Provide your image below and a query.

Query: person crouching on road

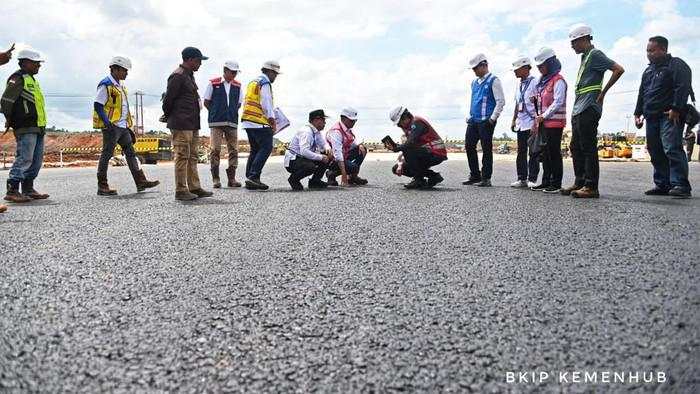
[387,106,447,189]
[325,107,368,186]
[509,56,539,188]
[162,47,213,201]
[531,48,567,194]
[94,56,159,196]
[284,109,332,191]
[1,49,49,204]
[204,60,243,188]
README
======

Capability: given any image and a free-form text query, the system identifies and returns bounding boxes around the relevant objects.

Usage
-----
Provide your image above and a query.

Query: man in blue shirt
[634,36,693,198]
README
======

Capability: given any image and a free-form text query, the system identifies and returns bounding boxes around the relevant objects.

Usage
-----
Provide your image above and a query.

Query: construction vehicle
[598,132,632,159]
[117,137,172,164]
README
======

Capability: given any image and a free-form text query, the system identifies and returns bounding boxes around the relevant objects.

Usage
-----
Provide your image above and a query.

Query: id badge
[517,103,523,112]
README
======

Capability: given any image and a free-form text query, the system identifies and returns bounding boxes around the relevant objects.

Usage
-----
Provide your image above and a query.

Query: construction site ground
[1,155,698,392]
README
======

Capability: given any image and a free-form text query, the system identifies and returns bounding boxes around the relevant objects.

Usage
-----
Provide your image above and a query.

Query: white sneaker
[510,180,527,188]
[527,181,537,188]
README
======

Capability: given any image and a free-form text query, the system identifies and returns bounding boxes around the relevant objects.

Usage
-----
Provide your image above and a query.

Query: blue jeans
[9,132,45,183]
[646,115,691,191]
[245,127,273,180]
[465,120,495,180]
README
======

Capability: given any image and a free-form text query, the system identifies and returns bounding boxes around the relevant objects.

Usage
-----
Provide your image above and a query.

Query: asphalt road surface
[1,155,699,393]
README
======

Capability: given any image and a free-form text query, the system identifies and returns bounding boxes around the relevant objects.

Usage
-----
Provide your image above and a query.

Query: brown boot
[226,168,241,187]
[97,174,117,196]
[560,184,583,196]
[5,180,31,203]
[571,186,600,199]
[212,167,221,189]
[133,169,160,192]
[22,179,49,199]
[0,204,7,213]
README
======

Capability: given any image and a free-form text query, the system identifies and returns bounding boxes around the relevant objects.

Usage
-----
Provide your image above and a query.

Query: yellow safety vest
[92,78,133,129]
[22,74,46,127]
[575,49,603,96]
[241,76,272,126]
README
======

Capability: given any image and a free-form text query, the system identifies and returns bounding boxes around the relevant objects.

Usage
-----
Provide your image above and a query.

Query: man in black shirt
[634,36,693,198]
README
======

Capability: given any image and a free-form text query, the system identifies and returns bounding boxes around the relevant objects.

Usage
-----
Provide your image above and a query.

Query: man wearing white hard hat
[509,56,539,188]
[203,60,243,188]
[565,23,625,198]
[240,60,282,190]
[463,53,506,187]
[531,47,568,194]
[386,106,447,189]
[325,107,368,186]
[93,56,159,196]
[1,48,50,204]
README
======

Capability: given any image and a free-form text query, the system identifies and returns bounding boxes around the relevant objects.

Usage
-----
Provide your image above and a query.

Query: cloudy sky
[1,0,698,141]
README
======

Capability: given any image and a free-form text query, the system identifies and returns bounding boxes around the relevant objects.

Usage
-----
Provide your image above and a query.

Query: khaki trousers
[171,129,202,193]
[209,126,238,171]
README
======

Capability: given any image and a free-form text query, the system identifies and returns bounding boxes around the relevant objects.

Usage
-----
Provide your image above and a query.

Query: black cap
[181,47,208,61]
[308,109,329,121]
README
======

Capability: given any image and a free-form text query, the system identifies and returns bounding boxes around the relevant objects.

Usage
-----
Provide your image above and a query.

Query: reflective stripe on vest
[92,77,133,129]
[575,49,603,96]
[538,73,567,128]
[241,77,271,126]
[23,75,46,127]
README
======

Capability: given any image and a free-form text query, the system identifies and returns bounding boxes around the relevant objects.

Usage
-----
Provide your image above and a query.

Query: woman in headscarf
[531,47,568,193]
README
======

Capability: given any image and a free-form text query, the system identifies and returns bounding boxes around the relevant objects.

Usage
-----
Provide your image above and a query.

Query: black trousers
[516,129,540,182]
[570,107,601,188]
[399,146,446,178]
[465,120,495,180]
[286,156,327,182]
[97,126,139,178]
[540,127,564,187]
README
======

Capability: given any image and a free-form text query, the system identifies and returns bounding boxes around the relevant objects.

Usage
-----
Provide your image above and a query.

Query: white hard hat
[262,60,281,74]
[569,23,593,41]
[224,60,240,72]
[109,56,132,70]
[534,47,556,66]
[389,106,407,125]
[341,107,358,121]
[511,56,531,70]
[17,49,44,62]
[468,53,488,69]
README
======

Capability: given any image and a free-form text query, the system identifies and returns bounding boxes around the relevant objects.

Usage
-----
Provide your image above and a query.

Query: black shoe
[190,188,213,198]
[462,178,481,185]
[404,177,426,189]
[668,187,691,198]
[245,179,269,190]
[424,173,444,188]
[308,179,328,189]
[543,186,561,193]
[644,187,669,196]
[476,179,492,187]
[349,175,368,185]
[326,170,338,186]
[288,176,304,191]
[530,183,548,191]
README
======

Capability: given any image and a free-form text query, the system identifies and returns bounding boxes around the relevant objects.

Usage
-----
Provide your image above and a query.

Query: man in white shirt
[284,109,332,191]
[93,56,159,196]
[203,60,244,188]
[325,107,368,186]
[509,56,539,188]
[463,53,506,187]
[241,61,281,190]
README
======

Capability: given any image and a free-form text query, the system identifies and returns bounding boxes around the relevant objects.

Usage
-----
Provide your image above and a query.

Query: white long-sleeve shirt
[284,124,328,167]
[326,122,358,162]
[466,73,506,123]
[540,79,567,120]
[514,75,537,131]
[241,74,274,129]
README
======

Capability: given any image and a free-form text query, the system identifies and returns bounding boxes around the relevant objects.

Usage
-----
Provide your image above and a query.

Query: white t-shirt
[95,75,129,128]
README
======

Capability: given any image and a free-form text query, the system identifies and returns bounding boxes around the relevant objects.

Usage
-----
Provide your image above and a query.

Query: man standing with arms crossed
[563,24,625,198]
[240,61,281,190]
